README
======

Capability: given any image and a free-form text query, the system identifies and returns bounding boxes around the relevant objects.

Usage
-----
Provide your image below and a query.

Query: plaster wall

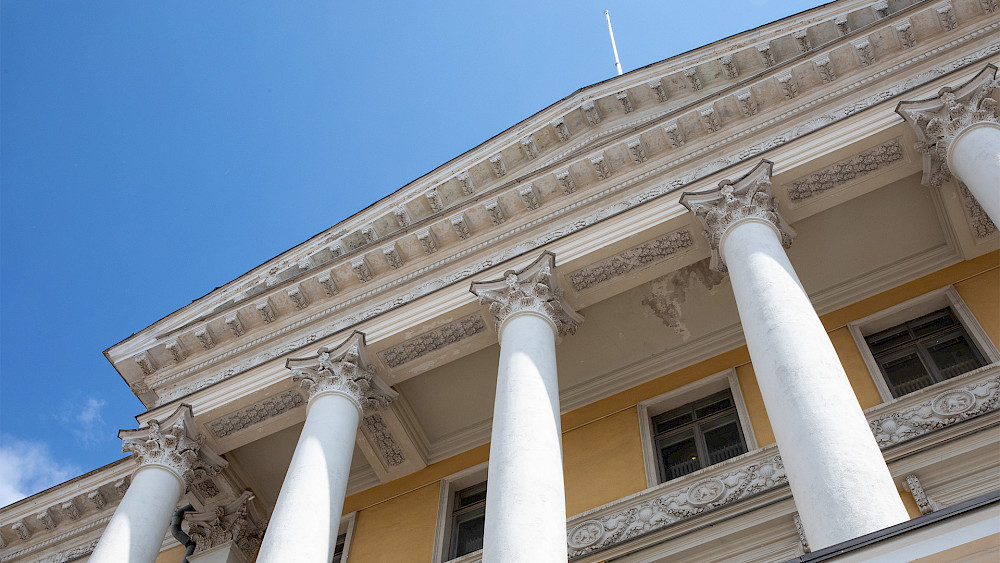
[347,483,439,562]
[563,408,647,516]
[956,269,1000,349]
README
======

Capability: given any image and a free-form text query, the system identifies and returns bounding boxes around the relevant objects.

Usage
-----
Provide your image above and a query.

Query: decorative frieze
[120,404,226,487]
[852,38,875,66]
[195,327,215,350]
[582,100,601,125]
[485,199,506,226]
[835,15,850,36]
[958,183,997,238]
[166,339,185,363]
[785,139,904,201]
[736,89,757,117]
[416,228,438,254]
[895,19,917,48]
[35,509,55,530]
[869,371,1000,448]
[361,224,379,244]
[902,474,941,515]
[776,71,798,99]
[134,352,156,376]
[382,242,404,269]
[393,205,411,228]
[615,90,633,113]
[793,513,811,553]
[567,453,786,558]
[471,252,583,337]
[61,500,81,521]
[699,106,721,133]
[255,299,276,323]
[456,172,475,196]
[287,332,396,415]
[185,490,264,560]
[551,117,570,141]
[317,272,338,296]
[937,3,957,31]
[225,314,246,337]
[896,65,999,187]
[518,184,541,210]
[287,285,309,310]
[489,153,507,178]
[351,257,373,283]
[794,30,811,52]
[814,55,836,83]
[983,0,998,13]
[663,121,685,148]
[569,229,693,291]
[590,154,611,180]
[11,522,30,541]
[873,0,889,19]
[451,213,472,240]
[520,135,539,160]
[626,137,647,164]
[556,169,576,194]
[361,413,405,467]
[720,55,739,79]
[426,188,445,213]
[87,490,106,510]
[680,160,795,272]
[379,313,487,368]
[756,43,776,67]
[648,79,667,102]
[683,68,702,91]
[210,389,305,437]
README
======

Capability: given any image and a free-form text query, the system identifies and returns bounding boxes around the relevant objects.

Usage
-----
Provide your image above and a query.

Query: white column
[681,161,908,550]
[472,252,582,563]
[897,64,1000,226]
[91,405,226,563]
[257,331,396,563]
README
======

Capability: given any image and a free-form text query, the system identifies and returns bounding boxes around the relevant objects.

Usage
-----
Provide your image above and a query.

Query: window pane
[927,334,984,380]
[866,326,912,354]
[332,533,346,563]
[701,415,746,465]
[659,431,700,481]
[908,308,957,338]
[454,513,485,557]
[694,396,734,420]
[881,352,933,397]
[653,409,693,434]
[455,483,487,509]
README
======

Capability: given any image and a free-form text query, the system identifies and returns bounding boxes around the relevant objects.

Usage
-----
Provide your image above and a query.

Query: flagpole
[605,10,623,76]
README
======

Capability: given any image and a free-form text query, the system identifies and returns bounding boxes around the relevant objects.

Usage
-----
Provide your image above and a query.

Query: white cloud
[55,397,108,448]
[0,435,80,507]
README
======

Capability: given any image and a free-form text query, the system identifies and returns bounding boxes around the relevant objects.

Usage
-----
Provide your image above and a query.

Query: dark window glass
[331,533,346,563]
[450,482,486,559]
[866,307,986,398]
[651,390,747,483]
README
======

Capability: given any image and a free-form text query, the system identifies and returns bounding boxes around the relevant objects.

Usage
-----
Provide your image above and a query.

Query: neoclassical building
[2,0,999,561]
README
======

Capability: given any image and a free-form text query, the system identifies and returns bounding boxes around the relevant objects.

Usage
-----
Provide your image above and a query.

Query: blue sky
[0,0,825,506]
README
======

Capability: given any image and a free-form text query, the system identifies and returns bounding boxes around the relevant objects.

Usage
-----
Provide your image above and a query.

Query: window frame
[848,286,999,403]
[331,511,357,563]
[637,369,757,489]
[432,462,488,563]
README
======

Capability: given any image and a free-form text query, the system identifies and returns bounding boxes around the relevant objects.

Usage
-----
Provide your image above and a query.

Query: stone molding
[566,451,787,558]
[784,139,904,201]
[185,490,265,560]
[119,404,227,488]
[902,474,942,515]
[568,229,694,291]
[869,365,1000,449]
[379,313,487,369]
[285,331,396,416]
[792,512,810,553]
[360,413,406,467]
[896,64,999,187]
[150,23,1000,406]
[470,252,583,338]
[958,182,998,238]
[209,389,305,438]
[679,160,795,272]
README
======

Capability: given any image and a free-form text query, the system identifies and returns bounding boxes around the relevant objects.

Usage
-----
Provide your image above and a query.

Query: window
[865,307,987,398]
[449,482,486,559]
[332,533,347,563]
[652,390,748,482]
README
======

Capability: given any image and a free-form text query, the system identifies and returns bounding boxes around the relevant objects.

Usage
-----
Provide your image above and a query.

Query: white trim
[338,511,357,562]
[847,285,1000,403]
[432,462,488,563]
[636,369,757,489]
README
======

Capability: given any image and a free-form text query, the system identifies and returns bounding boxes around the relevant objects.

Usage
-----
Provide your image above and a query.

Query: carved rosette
[470,252,583,338]
[120,404,227,489]
[896,65,1000,187]
[185,490,266,560]
[679,160,795,272]
[286,331,396,416]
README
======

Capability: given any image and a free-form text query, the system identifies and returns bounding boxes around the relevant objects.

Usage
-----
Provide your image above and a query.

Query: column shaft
[483,312,567,563]
[257,392,359,562]
[89,465,185,563]
[723,219,908,549]
[950,123,1000,225]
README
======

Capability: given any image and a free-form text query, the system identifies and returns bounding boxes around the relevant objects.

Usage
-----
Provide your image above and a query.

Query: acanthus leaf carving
[134,351,156,376]
[417,228,438,254]
[456,172,475,196]
[489,153,507,178]
[382,242,404,269]
[485,199,506,226]
[352,257,373,283]
[937,3,957,31]
[699,106,721,133]
[958,182,997,238]
[626,137,647,164]
[451,213,472,240]
[120,404,226,488]
[582,100,601,125]
[551,117,571,141]
[556,169,576,194]
[902,474,942,515]
[185,490,265,560]
[426,188,445,213]
[361,413,406,467]
[286,332,396,415]
[287,285,309,310]
[589,154,611,180]
[895,19,917,48]
[852,37,875,66]
[814,55,836,83]
[195,327,215,350]
[379,313,487,368]
[393,205,411,228]
[663,121,686,148]
[785,139,904,201]
[736,89,757,117]
[648,79,667,102]
[518,184,541,210]
[569,229,693,291]
[776,71,799,99]
[794,30,811,52]
[520,135,539,160]
[756,43,775,67]
[317,271,339,296]
[225,314,246,337]
[255,299,276,323]
[683,68,702,91]
[615,90,633,113]
[720,55,739,79]
[210,389,305,437]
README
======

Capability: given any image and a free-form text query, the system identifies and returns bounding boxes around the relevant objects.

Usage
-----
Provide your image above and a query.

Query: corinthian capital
[470,251,583,337]
[679,160,795,272]
[185,490,266,560]
[286,331,397,415]
[896,64,999,187]
[120,404,227,488]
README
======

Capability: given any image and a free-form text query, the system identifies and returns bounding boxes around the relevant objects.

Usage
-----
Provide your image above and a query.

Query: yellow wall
[956,268,1000,349]
[829,327,884,410]
[348,482,440,562]
[154,545,186,563]
[563,408,648,516]
[735,364,775,447]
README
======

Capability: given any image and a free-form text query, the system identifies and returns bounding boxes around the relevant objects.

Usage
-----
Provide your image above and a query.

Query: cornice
[117,2,1000,408]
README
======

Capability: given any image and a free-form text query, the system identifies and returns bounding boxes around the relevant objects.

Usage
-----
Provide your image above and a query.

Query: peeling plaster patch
[642,259,727,338]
